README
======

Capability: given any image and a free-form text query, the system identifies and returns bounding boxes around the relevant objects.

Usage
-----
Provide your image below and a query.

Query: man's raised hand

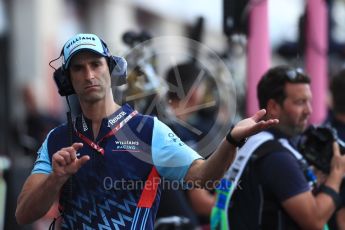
[52,143,90,179]
[231,109,279,141]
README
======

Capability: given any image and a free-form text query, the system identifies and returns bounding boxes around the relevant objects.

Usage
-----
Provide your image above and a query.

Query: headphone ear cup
[53,67,75,96]
[110,56,127,86]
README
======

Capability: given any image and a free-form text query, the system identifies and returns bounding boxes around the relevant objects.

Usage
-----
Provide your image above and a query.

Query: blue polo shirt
[32,104,202,229]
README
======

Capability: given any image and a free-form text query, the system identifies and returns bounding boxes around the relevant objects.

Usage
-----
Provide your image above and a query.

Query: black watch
[225,126,247,148]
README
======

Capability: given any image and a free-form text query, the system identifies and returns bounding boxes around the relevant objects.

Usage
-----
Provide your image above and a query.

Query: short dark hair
[257,65,311,109]
[330,69,345,113]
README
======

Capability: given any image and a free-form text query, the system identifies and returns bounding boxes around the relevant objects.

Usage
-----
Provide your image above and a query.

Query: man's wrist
[318,184,342,209]
[225,126,247,148]
[50,172,70,185]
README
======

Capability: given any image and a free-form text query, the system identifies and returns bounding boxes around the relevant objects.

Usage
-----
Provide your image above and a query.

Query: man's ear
[266,99,281,118]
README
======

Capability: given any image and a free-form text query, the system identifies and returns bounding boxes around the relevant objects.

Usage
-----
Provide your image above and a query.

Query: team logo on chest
[114,140,140,151]
[82,115,88,131]
[108,111,126,127]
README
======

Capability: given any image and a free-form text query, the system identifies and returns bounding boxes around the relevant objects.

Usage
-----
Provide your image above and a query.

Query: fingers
[271,119,279,124]
[251,109,266,122]
[59,151,74,165]
[249,121,267,135]
[53,153,68,166]
[65,143,84,161]
[251,109,279,126]
[71,143,83,160]
[330,142,345,176]
[52,143,89,178]
[53,143,84,166]
[76,155,90,168]
[252,119,279,133]
[262,118,279,127]
[72,142,83,151]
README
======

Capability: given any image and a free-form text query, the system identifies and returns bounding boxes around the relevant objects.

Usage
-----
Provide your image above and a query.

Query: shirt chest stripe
[130,208,140,230]
[140,208,150,230]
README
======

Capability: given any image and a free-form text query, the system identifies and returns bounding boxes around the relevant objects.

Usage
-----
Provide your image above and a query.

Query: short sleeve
[151,118,203,181]
[257,151,310,202]
[31,131,53,174]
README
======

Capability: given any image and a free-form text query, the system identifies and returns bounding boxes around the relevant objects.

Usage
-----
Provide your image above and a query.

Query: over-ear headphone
[53,35,127,96]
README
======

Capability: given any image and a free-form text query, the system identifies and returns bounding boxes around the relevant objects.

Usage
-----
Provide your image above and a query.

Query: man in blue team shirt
[15,33,278,229]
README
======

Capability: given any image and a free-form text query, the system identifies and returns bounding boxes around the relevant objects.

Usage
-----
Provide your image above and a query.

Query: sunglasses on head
[284,68,306,81]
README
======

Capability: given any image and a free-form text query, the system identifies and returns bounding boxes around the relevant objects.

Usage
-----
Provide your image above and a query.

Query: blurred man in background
[228,65,345,229]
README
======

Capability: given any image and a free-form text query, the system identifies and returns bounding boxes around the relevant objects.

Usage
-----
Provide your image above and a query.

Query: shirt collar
[75,103,135,139]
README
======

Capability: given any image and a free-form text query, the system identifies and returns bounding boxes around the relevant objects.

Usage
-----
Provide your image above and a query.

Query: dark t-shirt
[257,146,310,202]
[229,138,310,230]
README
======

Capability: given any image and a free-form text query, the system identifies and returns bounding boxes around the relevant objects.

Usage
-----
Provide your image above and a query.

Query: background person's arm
[187,188,215,216]
[337,208,345,230]
[282,143,345,230]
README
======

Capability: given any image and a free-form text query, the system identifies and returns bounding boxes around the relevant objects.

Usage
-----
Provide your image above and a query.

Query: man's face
[69,51,111,103]
[275,83,312,136]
